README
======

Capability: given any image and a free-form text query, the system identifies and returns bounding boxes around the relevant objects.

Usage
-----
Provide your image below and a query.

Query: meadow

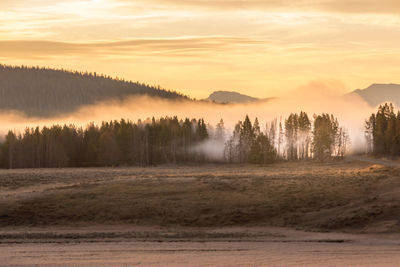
[1,159,399,233]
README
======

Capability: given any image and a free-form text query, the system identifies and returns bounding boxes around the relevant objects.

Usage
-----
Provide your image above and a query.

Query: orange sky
[1,0,400,98]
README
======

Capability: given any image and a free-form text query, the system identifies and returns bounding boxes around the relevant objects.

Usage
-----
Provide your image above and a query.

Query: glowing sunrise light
[1,0,399,98]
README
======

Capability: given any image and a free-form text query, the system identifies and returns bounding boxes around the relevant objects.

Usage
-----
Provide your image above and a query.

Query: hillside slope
[0,65,187,117]
[352,84,400,107]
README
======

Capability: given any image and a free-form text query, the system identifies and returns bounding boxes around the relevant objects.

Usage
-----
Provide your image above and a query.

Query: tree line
[224,112,349,164]
[0,117,208,168]
[0,112,350,169]
[365,103,400,156]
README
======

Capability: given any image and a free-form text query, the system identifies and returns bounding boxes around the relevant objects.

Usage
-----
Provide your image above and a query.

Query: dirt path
[1,226,400,266]
[3,240,400,266]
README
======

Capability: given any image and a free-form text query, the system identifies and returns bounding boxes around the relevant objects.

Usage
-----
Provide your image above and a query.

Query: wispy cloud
[0,37,266,59]
[119,0,400,14]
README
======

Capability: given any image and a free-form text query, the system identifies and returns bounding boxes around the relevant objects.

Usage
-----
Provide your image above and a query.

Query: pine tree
[298,112,311,159]
[277,118,284,158]
[249,133,276,164]
[214,119,225,142]
[312,114,339,161]
[366,103,400,156]
[239,115,255,163]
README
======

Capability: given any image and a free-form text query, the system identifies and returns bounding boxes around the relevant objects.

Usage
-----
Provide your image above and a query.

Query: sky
[1,0,400,99]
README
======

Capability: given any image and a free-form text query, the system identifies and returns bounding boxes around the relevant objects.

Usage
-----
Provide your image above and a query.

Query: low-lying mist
[0,81,378,156]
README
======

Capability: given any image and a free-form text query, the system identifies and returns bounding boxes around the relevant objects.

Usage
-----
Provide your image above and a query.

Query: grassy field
[0,160,399,232]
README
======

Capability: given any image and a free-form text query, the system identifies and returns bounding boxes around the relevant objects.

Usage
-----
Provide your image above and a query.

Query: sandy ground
[1,226,400,266]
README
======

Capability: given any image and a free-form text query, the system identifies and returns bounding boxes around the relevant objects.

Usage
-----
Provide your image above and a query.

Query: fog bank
[0,81,378,154]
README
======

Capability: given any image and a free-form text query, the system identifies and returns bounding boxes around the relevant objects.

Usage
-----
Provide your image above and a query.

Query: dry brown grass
[0,160,399,232]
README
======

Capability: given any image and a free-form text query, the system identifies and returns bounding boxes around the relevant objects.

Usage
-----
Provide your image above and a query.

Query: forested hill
[0,65,188,117]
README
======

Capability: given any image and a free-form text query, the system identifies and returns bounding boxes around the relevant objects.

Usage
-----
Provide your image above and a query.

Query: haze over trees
[224,112,349,164]
[0,117,208,168]
[224,116,277,164]
[0,111,350,169]
[313,114,349,160]
[0,65,187,117]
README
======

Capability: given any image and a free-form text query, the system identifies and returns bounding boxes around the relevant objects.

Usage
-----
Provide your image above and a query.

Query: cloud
[0,0,53,8]
[1,0,400,99]
[121,0,400,14]
[0,37,264,59]
[3,0,400,14]
[1,35,400,100]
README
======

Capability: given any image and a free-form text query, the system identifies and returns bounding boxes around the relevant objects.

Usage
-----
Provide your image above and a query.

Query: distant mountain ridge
[207,84,400,107]
[0,65,188,117]
[1,64,399,117]
[206,91,260,103]
[352,83,400,107]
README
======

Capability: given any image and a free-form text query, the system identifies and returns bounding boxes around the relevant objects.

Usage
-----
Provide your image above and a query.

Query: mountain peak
[367,83,399,89]
[206,91,259,104]
[353,83,400,107]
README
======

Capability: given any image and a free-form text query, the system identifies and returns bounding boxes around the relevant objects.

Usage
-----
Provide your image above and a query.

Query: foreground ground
[1,159,400,231]
[2,226,400,266]
[1,159,400,265]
